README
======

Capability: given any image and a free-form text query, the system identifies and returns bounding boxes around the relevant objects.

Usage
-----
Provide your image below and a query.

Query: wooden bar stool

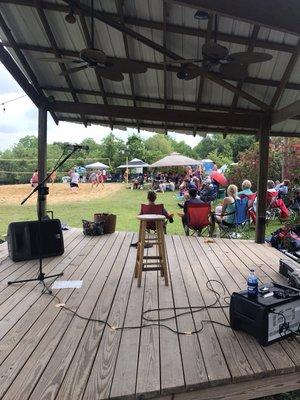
[134,214,168,287]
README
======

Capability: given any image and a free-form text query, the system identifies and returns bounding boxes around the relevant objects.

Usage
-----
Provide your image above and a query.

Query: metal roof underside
[0,0,300,137]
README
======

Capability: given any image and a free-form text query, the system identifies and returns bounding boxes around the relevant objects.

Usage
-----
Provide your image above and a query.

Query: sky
[0,62,203,151]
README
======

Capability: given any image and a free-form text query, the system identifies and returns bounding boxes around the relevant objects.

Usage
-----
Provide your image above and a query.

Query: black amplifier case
[7,219,64,262]
[230,283,300,346]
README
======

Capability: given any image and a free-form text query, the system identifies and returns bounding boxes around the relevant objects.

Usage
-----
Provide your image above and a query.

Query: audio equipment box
[279,258,300,289]
[230,282,300,346]
[7,219,64,262]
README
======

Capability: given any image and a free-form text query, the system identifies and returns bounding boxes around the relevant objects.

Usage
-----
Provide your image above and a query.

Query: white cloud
[0,62,203,150]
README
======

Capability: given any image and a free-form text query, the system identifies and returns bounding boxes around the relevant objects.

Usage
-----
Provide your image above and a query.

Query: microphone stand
[8,147,80,294]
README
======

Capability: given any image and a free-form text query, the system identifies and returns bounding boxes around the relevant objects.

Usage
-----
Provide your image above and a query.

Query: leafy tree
[227,142,284,191]
[126,134,145,160]
[227,135,257,161]
[207,149,232,168]
[144,134,173,163]
[194,134,233,161]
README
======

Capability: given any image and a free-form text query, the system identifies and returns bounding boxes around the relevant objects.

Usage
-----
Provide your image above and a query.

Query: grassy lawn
[0,183,283,239]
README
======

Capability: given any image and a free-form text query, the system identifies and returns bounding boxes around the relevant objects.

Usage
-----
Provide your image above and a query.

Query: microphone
[65,144,89,151]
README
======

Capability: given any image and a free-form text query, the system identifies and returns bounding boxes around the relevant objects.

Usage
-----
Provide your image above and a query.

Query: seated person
[181,188,205,227]
[140,190,174,232]
[253,180,289,219]
[291,188,300,213]
[215,184,239,225]
[275,179,290,196]
[199,177,217,203]
[238,180,253,196]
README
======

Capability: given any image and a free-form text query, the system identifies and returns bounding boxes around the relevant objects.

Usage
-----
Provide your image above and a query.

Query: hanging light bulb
[65,11,76,24]
[65,1,76,24]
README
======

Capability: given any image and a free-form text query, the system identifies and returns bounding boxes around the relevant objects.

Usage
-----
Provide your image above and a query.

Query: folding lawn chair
[184,203,214,237]
[219,197,249,239]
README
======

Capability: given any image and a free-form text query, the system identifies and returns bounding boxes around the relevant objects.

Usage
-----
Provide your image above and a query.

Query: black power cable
[49,279,232,336]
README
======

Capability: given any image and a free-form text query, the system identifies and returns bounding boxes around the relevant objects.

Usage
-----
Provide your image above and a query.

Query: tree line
[0,132,297,186]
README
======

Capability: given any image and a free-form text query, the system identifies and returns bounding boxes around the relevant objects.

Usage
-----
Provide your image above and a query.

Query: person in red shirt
[30,170,38,188]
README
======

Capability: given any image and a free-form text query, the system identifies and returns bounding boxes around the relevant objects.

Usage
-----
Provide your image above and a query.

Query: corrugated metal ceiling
[0,0,299,136]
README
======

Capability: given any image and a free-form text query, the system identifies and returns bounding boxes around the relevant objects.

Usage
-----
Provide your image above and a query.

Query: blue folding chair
[219,198,249,238]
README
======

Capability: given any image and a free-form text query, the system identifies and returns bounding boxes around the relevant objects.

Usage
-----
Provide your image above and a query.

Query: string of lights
[1,94,27,112]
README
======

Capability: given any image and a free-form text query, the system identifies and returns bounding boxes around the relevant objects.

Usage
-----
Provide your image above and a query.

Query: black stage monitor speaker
[7,219,64,262]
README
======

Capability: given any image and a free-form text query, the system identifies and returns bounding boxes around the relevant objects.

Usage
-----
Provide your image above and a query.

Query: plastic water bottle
[247,269,258,297]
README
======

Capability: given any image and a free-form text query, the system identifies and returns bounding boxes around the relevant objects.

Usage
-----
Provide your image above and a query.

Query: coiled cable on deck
[49,279,232,336]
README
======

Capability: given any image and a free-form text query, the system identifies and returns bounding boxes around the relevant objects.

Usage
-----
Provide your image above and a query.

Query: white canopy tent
[85,162,109,169]
[150,152,201,168]
[117,158,149,169]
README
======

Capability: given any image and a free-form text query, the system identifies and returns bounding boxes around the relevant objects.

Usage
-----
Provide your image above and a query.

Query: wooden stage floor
[0,228,299,400]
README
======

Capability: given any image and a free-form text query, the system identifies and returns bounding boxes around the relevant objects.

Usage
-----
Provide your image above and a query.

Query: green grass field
[0,183,283,239]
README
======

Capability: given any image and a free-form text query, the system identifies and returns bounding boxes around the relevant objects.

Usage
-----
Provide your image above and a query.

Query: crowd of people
[139,166,299,235]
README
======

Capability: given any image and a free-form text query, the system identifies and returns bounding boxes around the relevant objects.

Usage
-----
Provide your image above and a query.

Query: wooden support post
[255,120,270,244]
[37,108,48,219]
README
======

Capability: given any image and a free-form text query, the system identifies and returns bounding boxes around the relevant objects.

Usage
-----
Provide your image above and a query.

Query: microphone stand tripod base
[7,271,64,294]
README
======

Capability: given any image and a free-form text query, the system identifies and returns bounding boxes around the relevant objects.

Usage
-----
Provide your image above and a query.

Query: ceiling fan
[162,15,273,81]
[38,0,147,81]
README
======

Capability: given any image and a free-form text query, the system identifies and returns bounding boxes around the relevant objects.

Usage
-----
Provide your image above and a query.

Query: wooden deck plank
[157,237,185,395]
[81,232,135,399]
[187,236,254,382]
[0,232,115,400]
[219,239,297,373]
[0,234,96,365]
[165,235,208,389]
[135,248,161,397]
[177,236,233,386]
[0,231,88,342]
[109,234,147,398]
[231,240,300,368]
[205,238,276,378]
[0,231,298,400]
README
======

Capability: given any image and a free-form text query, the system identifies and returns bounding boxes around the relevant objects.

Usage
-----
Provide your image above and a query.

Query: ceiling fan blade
[59,65,89,76]
[219,63,249,80]
[38,57,83,64]
[96,68,124,81]
[229,52,273,65]
[160,58,204,65]
[110,59,147,74]
[202,42,228,61]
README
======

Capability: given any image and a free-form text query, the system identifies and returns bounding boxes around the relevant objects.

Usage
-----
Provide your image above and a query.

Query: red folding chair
[184,203,214,236]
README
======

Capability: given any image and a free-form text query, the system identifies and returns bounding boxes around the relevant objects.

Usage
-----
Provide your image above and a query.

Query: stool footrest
[143,255,162,260]
[142,266,163,271]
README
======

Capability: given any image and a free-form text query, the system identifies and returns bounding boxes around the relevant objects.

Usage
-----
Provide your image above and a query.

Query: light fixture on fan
[38,0,147,81]
[65,1,76,24]
[163,15,273,81]
[194,10,209,20]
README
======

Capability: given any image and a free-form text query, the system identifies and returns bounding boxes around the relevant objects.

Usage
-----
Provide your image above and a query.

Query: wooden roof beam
[272,99,300,125]
[62,0,271,111]
[163,1,168,135]
[166,0,300,36]
[116,0,139,132]
[0,0,296,54]
[50,101,263,129]
[230,25,260,113]
[0,11,58,123]
[78,11,113,130]
[270,39,300,109]
[0,43,45,108]
[194,14,213,135]
[36,4,87,126]
[3,41,300,91]
[58,116,300,138]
